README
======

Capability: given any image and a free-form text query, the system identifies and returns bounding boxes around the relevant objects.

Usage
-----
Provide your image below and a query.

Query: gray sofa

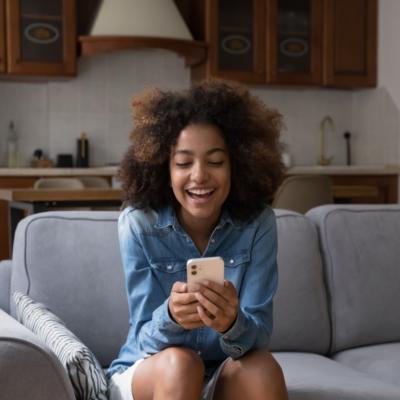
[1,205,400,399]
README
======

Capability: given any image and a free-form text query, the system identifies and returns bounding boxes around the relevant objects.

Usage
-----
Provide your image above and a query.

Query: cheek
[169,169,185,192]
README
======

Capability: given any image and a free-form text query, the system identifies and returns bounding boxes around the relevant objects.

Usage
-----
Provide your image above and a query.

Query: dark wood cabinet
[331,175,397,204]
[267,0,323,85]
[180,0,377,88]
[187,0,266,84]
[0,0,5,73]
[1,0,76,77]
[323,0,377,87]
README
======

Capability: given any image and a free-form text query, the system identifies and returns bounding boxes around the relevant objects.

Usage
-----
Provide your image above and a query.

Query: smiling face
[169,123,231,232]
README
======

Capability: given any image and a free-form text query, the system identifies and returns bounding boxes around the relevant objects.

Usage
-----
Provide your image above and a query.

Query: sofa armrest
[0,260,11,313]
[0,309,76,400]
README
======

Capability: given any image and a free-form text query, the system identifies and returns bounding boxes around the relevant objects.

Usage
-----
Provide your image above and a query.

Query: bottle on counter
[76,132,89,167]
[6,121,20,168]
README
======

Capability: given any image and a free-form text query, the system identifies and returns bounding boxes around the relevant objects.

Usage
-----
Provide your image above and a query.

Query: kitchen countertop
[0,165,399,177]
[287,165,400,175]
[0,166,119,176]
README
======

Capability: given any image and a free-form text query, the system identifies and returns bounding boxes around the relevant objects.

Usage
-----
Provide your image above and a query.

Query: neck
[177,209,220,252]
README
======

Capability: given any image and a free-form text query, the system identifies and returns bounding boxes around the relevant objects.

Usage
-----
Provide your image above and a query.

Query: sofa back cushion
[307,205,400,353]
[270,210,331,354]
[11,211,129,367]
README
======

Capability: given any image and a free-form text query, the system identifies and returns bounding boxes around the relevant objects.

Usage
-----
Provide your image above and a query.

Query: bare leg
[132,347,205,400]
[213,350,288,400]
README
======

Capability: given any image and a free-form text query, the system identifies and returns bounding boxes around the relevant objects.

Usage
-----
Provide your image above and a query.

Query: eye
[175,162,192,168]
[208,160,224,167]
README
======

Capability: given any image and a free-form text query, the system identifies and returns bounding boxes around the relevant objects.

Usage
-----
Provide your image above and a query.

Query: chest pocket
[222,252,250,269]
[149,258,186,274]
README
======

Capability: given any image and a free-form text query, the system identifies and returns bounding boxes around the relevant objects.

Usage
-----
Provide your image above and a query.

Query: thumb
[172,281,187,293]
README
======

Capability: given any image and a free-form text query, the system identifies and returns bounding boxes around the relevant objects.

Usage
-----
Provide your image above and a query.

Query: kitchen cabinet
[178,0,377,87]
[331,175,397,204]
[0,0,5,73]
[267,0,323,85]
[324,0,377,87]
[187,0,266,84]
[0,0,76,77]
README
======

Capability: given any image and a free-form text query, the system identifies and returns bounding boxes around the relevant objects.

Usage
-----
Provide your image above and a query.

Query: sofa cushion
[307,205,400,353]
[333,343,400,387]
[274,352,400,400]
[0,260,12,313]
[10,211,129,367]
[13,290,108,400]
[270,210,330,354]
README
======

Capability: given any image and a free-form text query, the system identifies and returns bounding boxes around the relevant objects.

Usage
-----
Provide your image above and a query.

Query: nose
[191,161,208,183]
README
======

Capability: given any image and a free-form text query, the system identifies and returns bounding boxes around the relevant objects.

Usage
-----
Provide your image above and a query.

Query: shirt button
[211,239,215,243]
[230,259,234,264]
[233,345,242,353]
[167,265,172,270]
[197,350,202,355]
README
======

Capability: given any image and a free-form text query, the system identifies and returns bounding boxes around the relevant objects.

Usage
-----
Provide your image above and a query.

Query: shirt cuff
[219,308,248,358]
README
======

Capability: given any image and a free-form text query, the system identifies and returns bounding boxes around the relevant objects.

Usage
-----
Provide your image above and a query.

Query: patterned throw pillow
[13,291,108,400]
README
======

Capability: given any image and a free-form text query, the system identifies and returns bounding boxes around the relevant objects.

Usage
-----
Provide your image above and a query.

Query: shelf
[78,36,207,67]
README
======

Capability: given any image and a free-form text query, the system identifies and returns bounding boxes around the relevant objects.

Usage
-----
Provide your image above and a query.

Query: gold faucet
[318,115,335,166]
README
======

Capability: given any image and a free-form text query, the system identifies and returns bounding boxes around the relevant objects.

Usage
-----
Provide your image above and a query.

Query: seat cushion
[333,343,400,387]
[273,352,400,400]
[11,211,129,367]
[307,205,400,353]
[270,210,330,354]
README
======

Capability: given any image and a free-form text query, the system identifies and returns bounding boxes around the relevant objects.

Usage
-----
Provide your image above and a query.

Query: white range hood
[79,0,206,67]
[90,0,193,40]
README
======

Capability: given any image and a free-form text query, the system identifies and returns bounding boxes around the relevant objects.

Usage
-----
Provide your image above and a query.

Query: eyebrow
[173,148,227,156]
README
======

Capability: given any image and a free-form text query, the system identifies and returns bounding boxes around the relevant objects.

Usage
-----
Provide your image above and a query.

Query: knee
[157,347,205,380]
[228,350,287,388]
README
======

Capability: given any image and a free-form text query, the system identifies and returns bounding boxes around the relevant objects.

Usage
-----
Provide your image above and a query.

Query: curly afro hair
[119,80,285,221]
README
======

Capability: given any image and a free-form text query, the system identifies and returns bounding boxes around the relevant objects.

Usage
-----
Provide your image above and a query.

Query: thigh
[133,347,205,400]
[214,349,288,400]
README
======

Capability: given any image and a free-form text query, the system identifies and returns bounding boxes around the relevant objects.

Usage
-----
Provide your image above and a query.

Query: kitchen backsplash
[0,49,398,167]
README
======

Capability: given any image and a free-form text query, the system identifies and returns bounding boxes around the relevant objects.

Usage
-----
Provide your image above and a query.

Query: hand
[194,280,239,333]
[168,281,205,330]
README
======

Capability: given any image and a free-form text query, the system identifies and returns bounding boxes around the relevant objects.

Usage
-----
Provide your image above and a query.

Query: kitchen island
[0,167,119,260]
[287,164,399,204]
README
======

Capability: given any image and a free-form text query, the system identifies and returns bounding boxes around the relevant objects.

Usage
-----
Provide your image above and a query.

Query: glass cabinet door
[207,0,265,83]
[6,0,76,76]
[0,0,5,73]
[267,0,322,85]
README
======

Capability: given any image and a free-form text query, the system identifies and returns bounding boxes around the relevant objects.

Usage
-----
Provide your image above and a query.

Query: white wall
[0,0,398,168]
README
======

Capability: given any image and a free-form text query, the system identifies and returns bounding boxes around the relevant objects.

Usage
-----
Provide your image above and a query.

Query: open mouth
[186,188,216,200]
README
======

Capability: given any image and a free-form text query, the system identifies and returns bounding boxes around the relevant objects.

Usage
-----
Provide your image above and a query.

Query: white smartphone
[186,256,224,292]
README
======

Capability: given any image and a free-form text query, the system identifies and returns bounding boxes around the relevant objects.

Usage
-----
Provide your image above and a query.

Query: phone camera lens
[191,265,197,269]
[191,271,197,275]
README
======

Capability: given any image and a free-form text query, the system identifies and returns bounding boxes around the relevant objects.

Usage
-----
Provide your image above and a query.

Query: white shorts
[108,358,229,400]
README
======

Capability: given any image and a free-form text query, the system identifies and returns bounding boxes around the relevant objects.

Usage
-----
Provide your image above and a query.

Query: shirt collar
[154,204,240,231]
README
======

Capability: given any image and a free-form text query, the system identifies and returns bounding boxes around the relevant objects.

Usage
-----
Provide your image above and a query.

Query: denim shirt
[107,205,278,378]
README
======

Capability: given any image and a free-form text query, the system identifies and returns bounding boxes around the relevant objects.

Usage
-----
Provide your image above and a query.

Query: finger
[171,281,188,293]
[173,301,200,315]
[195,292,219,317]
[197,286,228,309]
[201,280,233,302]
[197,305,215,327]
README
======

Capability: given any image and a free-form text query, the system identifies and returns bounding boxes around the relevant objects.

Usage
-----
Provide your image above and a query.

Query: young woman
[107,80,288,400]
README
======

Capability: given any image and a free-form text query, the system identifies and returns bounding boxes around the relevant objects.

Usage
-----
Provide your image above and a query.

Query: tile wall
[0,48,398,167]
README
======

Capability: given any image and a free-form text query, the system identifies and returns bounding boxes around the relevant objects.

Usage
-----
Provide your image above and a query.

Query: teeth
[187,188,214,195]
